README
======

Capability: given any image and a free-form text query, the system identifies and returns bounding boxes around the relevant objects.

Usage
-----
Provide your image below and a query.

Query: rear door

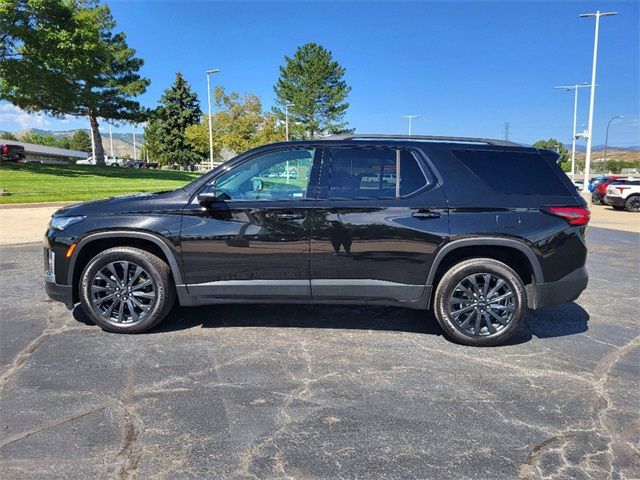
[308,146,449,303]
[180,147,320,299]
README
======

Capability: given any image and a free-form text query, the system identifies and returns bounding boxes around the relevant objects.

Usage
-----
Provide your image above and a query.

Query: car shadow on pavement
[72,301,589,346]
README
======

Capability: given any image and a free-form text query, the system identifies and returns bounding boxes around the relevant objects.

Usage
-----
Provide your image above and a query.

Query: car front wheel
[433,258,526,347]
[79,247,175,333]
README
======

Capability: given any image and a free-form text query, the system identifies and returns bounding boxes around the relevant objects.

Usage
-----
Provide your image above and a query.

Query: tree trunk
[88,113,106,166]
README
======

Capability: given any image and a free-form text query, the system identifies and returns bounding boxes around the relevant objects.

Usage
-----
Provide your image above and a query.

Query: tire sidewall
[434,259,526,347]
[79,248,170,333]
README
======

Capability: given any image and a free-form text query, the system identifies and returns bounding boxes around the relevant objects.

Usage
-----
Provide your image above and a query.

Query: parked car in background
[604,178,640,212]
[591,176,620,204]
[0,144,26,163]
[77,156,123,167]
[44,134,590,347]
[124,159,159,169]
[572,180,584,190]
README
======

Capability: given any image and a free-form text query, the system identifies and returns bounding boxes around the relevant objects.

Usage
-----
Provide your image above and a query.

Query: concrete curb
[0,201,76,210]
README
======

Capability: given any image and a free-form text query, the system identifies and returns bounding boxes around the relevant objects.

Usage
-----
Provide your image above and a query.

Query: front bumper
[604,195,625,207]
[531,266,588,309]
[45,280,74,309]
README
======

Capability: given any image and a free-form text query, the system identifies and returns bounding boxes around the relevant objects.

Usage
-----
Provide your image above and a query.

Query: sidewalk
[0,200,637,246]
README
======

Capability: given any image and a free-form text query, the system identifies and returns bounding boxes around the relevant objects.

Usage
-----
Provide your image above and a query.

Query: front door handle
[412,210,441,219]
[276,212,305,220]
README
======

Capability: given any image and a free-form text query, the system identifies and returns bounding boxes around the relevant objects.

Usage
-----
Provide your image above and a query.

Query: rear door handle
[276,212,305,220]
[412,210,441,219]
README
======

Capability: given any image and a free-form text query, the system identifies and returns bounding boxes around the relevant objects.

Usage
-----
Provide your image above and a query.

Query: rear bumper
[604,195,625,207]
[531,266,588,309]
[45,280,74,309]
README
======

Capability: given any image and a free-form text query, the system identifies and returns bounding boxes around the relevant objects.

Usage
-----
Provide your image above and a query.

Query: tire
[625,195,640,212]
[79,247,175,333]
[433,258,527,347]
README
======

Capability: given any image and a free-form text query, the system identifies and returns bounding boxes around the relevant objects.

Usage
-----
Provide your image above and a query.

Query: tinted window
[212,149,314,201]
[453,150,571,195]
[328,148,429,199]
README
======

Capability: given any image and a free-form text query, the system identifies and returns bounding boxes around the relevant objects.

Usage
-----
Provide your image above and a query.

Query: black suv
[44,135,590,346]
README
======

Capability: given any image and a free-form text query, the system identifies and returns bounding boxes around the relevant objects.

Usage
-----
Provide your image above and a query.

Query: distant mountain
[563,144,640,152]
[19,128,143,158]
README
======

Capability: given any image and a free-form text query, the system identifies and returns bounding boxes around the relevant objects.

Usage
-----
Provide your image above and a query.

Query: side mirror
[197,191,219,207]
[252,179,263,192]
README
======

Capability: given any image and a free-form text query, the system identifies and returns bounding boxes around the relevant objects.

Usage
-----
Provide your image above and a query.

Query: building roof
[0,140,87,159]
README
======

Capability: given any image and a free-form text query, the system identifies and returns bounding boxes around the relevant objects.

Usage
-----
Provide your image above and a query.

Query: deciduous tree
[70,130,92,153]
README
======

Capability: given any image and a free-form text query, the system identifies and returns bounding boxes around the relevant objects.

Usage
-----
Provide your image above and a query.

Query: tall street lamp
[206,69,221,170]
[284,103,294,141]
[555,83,590,179]
[579,10,617,192]
[401,115,420,135]
[603,116,623,174]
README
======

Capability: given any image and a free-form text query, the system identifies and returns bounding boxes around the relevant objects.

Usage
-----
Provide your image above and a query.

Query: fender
[426,237,544,286]
[67,230,184,286]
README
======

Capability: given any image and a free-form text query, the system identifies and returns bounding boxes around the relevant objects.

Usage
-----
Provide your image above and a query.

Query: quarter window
[328,148,429,199]
[211,149,315,201]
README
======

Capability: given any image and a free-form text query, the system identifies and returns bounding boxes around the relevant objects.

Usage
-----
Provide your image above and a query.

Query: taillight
[542,206,591,226]
[617,187,630,193]
[2,145,8,154]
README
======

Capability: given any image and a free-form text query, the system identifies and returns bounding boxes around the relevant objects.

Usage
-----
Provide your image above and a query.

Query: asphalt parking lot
[1,227,638,479]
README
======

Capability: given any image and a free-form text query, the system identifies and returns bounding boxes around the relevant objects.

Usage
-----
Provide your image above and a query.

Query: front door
[180,148,319,299]
[309,146,449,303]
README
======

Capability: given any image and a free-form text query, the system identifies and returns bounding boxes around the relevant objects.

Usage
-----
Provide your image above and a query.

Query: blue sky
[1,0,638,146]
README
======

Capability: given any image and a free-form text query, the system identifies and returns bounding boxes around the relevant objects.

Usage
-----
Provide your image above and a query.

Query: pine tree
[154,73,202,169]
[70,130,92,153]
[273,43,352,139]
[0,0,149,165]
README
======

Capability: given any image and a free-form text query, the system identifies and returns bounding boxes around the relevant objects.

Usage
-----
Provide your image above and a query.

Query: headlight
[50,216,86,231]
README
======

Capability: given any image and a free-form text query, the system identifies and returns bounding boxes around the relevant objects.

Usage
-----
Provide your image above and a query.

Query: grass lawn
[0,163,201,204]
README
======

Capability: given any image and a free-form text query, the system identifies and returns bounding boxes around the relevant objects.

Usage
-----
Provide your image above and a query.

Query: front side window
[211,149,315,201]
[328,148,429,199]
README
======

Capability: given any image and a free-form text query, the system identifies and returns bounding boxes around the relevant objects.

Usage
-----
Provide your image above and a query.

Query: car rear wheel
[433,258,526,347]
[625,196,640,212]
[79,247,175,333]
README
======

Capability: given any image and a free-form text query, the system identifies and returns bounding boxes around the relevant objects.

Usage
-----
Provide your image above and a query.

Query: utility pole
[555,83,590,179]
[579,10,617,192]
[504,122,511,141]
[206,69,221,170]
[401,115,421,135]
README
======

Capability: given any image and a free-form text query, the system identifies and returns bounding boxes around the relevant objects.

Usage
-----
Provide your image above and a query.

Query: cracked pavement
[0,227,638,479]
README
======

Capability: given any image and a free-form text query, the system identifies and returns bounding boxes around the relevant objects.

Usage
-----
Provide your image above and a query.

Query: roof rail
[323,134,520,147]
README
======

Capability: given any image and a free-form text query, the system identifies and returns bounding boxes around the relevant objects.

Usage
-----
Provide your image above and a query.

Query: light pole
[579,10,617,192]
[206,68,221,170]
[603,116,623,174]
[132,123,137,161]
[108,122,114,159]
[284,103,293,141]
[555,83,590,179]
[401,115,420,135]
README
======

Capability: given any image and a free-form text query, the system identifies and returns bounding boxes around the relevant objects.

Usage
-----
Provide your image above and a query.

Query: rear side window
[328,148,430,199]
[452,150,571,195]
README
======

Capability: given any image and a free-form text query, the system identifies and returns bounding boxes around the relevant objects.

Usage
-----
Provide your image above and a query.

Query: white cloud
[0,102,50,130]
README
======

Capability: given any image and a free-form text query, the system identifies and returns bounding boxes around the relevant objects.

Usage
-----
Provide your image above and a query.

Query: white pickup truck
[604,178,640,212]
[76,156,124,167]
